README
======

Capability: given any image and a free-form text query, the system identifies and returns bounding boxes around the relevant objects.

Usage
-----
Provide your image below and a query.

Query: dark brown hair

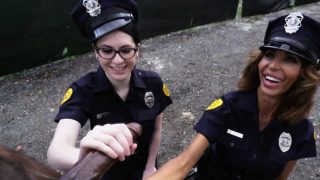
[237,49,320,124]
[0,145,60,180]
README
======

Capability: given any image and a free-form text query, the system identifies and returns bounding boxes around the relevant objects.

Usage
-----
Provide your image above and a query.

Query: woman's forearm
[47,144,80,171]
[145,114,163,170]
[47,119,81,171]
[147,133,209,180]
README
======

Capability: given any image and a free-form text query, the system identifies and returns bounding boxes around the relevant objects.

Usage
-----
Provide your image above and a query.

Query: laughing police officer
[47,0,172,179]
[147,12,319,180]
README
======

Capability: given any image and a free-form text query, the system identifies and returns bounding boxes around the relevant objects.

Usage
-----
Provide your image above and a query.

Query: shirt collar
[235,90,259,113]
[93,67,146,93]
[131,69,147,89]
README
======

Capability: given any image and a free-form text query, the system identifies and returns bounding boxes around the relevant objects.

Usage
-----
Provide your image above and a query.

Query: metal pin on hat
[83,0,101,17]
[284,12,304,34]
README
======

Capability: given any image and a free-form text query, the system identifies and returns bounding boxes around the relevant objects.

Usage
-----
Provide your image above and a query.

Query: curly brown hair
[237,49,320,124]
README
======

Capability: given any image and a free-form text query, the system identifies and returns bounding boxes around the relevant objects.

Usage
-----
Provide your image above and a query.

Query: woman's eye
[264,51,275,60]
[119,48,132,54]
[101,49,114,54]
[285,57,300,64]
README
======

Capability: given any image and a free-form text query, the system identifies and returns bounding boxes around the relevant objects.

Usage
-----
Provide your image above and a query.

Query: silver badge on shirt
[284,12,304,34]
[278,132,292,152]
[144,91,154,108]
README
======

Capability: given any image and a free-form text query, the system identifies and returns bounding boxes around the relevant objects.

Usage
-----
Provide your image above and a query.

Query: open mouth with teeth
[110,65,127,71]
[265,75,281,83]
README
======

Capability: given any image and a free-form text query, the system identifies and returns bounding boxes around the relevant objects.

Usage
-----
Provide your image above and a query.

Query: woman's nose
[268,58,281,70]
[112,53,125,63]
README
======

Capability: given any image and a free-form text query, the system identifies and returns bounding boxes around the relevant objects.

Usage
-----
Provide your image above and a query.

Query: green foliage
[62,47,68,57]
[236,0,243,18]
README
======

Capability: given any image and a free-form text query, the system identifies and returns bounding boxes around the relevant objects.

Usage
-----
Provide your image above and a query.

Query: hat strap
[90,12,134,30]
[93,18,132,40]
[270,36,319,64]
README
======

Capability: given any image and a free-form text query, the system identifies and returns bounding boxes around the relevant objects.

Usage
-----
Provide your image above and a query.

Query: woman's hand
[79,123,137,161]
[143,166,157,180]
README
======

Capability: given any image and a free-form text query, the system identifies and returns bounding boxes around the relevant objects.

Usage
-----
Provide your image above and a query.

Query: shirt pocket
[219,132,250,150]
[135,103,160,122]
[266,147,294,176]
[218,132,251,167]
[134,104,160,144]
[268,146,294,164]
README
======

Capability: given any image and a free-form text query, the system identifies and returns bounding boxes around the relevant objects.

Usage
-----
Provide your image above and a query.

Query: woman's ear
[94,50,99,60]
[136,43,140,58]
[91,43,100,60]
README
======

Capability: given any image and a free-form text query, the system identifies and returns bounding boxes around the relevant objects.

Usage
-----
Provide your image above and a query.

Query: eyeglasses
[94,46,138,60]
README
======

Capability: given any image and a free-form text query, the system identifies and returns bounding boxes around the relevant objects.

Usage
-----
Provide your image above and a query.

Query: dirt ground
[1,2,320,179]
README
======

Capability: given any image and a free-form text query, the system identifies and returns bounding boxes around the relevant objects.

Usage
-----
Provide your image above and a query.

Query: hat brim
[92,18,132,41]
[259,44,312,63]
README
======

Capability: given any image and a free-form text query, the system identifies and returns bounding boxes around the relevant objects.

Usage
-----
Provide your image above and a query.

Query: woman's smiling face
[94,30,138,82]
[258,49,302,98]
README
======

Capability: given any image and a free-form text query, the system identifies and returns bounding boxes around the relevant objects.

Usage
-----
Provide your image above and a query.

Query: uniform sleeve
[158,80,172,113]
[291,121,317,160]
[150,75,172,114]
[194,97,230,144]
[54,83,90,126]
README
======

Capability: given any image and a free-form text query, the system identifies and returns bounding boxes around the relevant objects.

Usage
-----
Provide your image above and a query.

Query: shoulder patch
[163,83,170,97]
[61,88,73,105]
[314,131,317,141]
[206,98,223,111]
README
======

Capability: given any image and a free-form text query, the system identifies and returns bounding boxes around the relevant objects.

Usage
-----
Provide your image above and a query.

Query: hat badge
[144,91,155,108]
[284,12,304,34]
[83,0,101,17]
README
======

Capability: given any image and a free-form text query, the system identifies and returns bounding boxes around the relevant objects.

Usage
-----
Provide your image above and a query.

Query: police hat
[260,12,320,66]
[71,0,138,41]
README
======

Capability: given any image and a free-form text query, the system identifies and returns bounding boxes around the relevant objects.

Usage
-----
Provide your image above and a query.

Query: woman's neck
[106,73,131,101]
[257,87,280,130]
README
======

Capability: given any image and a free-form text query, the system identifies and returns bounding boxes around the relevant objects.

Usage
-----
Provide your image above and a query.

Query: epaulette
[223,91,238,100]
[74,71,96,87]
[136,69,160,78]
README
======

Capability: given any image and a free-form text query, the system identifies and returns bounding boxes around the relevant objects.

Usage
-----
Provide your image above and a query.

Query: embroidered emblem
[163,83,170,97]
[144,91,154,108]
[284,12,304,34]
[61,88,73,105]
[206,98,223,111]
[278,132,292,152]
[83,0,101,17]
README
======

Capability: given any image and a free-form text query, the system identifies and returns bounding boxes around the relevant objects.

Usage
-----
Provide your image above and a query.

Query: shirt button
[236,175,242,179]
[230,142,235,147]
[252,154,257,159]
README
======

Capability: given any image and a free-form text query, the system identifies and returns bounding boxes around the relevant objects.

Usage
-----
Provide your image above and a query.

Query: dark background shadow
[0,0,318,76]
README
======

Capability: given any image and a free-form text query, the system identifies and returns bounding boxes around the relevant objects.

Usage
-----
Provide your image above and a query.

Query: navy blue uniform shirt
[195,90,316,179]
[55,66,172,179]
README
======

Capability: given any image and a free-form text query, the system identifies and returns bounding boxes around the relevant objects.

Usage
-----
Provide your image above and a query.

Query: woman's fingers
[80,131,119,159]
[101,124,133,157]
[130,143,138,154]
[80,123,135,161]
